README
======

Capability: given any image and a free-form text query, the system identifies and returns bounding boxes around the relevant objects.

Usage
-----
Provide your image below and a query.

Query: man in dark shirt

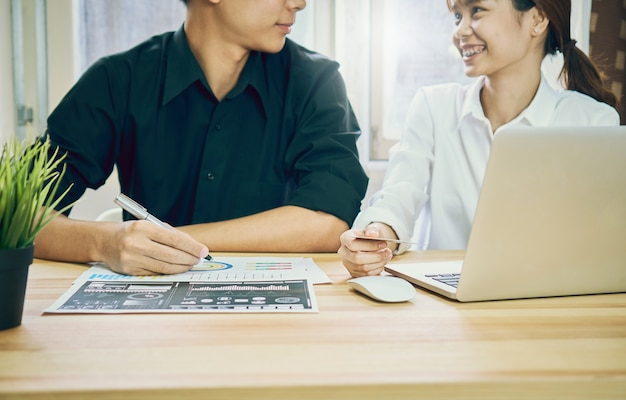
[35,0,368,275]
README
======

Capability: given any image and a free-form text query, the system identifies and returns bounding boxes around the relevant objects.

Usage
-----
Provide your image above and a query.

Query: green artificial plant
[0,137,72,249]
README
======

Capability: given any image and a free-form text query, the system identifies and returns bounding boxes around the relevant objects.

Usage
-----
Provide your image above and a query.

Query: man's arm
[178,205,347,253]
[34,213,209,275]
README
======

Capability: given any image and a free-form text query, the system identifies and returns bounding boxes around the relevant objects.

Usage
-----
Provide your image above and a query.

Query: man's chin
[259,38,288,54]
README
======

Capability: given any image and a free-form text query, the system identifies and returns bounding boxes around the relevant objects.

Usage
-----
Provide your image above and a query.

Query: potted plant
[0,136,72,330]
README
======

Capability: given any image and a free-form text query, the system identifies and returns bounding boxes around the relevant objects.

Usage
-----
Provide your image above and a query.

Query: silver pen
[114,193,170,229]
[114,193,212,261]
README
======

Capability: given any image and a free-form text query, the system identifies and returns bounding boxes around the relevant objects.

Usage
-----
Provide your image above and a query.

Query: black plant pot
[0,245,34,330]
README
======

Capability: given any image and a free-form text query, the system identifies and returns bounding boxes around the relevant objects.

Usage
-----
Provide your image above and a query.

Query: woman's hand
[337,222,398,277]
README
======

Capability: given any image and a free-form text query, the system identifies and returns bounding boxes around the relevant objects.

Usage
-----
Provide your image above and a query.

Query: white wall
[1,0,15,143]
[47,0,79,114]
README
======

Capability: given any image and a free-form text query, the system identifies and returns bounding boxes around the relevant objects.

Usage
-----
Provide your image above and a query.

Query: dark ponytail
[560,45,618,108]
[515,0,618,108]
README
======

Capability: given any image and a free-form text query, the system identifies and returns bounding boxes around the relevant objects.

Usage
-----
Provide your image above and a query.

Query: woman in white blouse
[339,0,620,277]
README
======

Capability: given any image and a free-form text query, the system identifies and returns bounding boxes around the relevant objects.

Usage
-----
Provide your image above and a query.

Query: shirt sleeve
[352,88,435,254]
[554,90,621,126]
[45,58,127,214]
[283,58,368,225]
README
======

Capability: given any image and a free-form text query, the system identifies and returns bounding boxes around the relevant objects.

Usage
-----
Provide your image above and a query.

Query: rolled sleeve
[284,56,368,225]
[45,58,126,214]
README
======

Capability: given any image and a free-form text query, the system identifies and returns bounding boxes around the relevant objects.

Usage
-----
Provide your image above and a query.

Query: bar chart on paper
[44,257,329,314]
[194,257,330,283]
[245,261,294,271]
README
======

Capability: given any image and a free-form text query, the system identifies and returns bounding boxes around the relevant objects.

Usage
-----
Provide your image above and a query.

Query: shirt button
[207,172,215,180]
[215,123,222,131]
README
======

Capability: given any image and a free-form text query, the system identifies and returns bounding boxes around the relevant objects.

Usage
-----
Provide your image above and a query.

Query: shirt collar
[162,24,269,118]
[458,76,486,130]
[467,76,484,117]
[224,51,269,119]
[518,74,559,126]
[458,73,560,130]
[163,25,205,106]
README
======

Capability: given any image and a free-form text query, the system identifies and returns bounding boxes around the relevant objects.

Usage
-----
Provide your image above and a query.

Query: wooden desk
[1,251,625,400]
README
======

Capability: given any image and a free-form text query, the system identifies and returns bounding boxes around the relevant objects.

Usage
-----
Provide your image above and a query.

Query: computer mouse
[347,275,416,303]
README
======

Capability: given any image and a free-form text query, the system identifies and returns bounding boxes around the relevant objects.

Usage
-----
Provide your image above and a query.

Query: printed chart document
[45,257,328,314]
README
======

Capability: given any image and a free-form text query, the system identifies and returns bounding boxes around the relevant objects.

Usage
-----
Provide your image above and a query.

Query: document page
[45,257,327,314]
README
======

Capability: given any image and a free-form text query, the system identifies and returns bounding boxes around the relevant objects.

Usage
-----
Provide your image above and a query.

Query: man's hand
[102,220,210,275]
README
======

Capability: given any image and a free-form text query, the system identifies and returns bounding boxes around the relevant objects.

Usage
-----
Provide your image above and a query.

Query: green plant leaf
[0,137,75,249]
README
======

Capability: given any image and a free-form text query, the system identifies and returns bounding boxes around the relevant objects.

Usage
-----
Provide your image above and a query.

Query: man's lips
[276,23,293,34]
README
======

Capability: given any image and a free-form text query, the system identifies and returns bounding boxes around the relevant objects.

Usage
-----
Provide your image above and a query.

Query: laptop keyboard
[426,273,460,288]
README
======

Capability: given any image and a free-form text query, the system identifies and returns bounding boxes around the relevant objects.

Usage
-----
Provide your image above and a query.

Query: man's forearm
[178,205,348,253]
[33,214,110,262]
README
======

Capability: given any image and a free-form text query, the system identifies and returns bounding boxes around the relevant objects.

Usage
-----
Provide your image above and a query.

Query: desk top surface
[1,251,625,400]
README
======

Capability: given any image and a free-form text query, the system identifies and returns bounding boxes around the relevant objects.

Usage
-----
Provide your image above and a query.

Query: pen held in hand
[114,193,212,261]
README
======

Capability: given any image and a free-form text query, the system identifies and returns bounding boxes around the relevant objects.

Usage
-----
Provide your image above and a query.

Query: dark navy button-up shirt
[46,25,368,226]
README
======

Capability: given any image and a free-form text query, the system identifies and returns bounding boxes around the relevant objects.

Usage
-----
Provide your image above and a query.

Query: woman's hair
[513,0,617,108]
[447,0,618,108]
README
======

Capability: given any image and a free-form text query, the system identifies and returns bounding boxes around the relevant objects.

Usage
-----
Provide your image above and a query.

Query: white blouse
[353,75,620,253]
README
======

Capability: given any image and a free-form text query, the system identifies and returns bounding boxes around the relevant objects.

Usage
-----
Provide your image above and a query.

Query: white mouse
[347,275,416,303]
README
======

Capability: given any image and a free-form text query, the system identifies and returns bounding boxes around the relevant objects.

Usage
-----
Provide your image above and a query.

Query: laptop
[384,125,626,302]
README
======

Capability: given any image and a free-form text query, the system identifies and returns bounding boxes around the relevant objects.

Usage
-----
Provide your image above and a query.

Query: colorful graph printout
[191,261,233,271]
[45,280,316,313]
[45,257,328,314]
[245,262,293,271]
